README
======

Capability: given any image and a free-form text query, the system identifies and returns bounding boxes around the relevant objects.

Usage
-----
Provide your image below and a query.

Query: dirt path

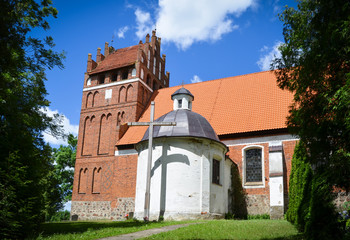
[97,222,202,240]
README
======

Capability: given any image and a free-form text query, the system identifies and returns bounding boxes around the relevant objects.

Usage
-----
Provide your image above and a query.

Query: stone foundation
[246,195,269,215]
[71,198,135,221]
[270,206,284,219]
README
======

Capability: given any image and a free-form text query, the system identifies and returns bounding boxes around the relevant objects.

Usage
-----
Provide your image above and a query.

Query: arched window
[78,168,88,194]
[147,50,150,68]
[126,85,133,102]
[86,92,93,108]
[117,111,125,126]
[92,91,99,107]
[82,117,91,156]
[119,86,126,103]
[243,146,264,187]
[140,68,144,80]
[146,75,151,85]
[98,114,111,155]
[92,167,102,194]
[86,77,91,86]
[159,62,162,80]
[153,58,156,74]
[131,68,136,77]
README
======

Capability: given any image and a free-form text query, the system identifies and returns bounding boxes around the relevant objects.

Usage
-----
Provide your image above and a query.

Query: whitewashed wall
[134,137,230,220]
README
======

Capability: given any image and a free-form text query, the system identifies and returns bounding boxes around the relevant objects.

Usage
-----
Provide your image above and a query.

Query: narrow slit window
[212,159,220,185]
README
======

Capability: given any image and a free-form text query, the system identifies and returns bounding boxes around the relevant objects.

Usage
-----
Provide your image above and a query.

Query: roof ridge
[157,70,274,91]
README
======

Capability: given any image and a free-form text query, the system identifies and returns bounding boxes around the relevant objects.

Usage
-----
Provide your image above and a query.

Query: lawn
[143,220,304,240]
[37,219,304,240]
[37,220,192,240]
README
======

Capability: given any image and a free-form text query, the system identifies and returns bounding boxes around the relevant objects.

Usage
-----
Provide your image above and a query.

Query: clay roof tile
[117,70,293,146]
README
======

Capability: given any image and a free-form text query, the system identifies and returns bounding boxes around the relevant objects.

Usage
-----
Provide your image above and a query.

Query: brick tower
[71,31,169,220]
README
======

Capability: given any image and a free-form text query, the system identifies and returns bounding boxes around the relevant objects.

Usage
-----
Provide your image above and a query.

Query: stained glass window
[245,148,262,183]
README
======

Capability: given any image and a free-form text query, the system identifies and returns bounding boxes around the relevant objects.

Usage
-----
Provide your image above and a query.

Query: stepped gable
[117,70,294,146]
[89,45,139,74]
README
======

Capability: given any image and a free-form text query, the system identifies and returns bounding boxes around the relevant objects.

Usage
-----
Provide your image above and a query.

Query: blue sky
[41,0,297,146]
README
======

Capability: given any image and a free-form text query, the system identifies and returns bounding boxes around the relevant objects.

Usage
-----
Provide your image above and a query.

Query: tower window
[178,99,182,108]
[111,73,117,82]
[98,75,105,84]
[131,68,136,77]
[212,159,220,185]
[122,70,128,80]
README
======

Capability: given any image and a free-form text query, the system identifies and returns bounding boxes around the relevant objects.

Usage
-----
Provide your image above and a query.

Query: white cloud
[135,8,154,39]
[41,107,79,146]
[191,75,202,83]
[257,41,283,71]
[155,0,256,50]
[117,26,129,38]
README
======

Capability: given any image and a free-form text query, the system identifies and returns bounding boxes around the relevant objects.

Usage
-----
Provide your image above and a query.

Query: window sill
[244,182,263,186]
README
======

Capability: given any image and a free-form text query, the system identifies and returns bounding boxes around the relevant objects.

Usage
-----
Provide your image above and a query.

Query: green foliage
[286,142,343,239]
[286,142,312,230]
[274,1,350,238]
[247,214,270,220]
[0,0,64,238]
[48,210,70,222]
[273,0,350,190]
[52,134,77,203]
[230,164,248,219]
[304,173,341,240]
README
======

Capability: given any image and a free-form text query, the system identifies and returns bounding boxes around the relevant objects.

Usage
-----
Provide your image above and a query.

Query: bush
[247,214,270,220]
[286,142,313,231]
[287,142,344,239]
[48,210,70,222]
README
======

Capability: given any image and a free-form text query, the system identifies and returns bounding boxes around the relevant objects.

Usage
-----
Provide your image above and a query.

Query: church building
[71,31,298,221]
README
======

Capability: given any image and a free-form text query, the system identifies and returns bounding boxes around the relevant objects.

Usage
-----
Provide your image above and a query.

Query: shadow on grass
[40,220,156,236]
[261,234,306,240]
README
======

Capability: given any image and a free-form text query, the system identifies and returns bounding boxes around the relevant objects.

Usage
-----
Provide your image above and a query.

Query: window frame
[212,158,221,185]
[242,145,265,188]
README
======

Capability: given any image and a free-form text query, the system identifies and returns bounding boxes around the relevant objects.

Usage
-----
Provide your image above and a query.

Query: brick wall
[226,139,298,215]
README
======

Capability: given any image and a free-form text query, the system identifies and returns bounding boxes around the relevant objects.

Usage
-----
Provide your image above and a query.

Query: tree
[273,0,350,189]
[0,0,64,238]
[273,0,350,238]
[53,134,77,203]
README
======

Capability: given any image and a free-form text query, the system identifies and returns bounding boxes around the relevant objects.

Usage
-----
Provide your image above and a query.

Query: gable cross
[128,101,176,221]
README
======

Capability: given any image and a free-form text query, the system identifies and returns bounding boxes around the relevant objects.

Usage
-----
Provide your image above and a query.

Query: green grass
[36,220,192,240]
[36,219,304,240]
[142,220,304,240]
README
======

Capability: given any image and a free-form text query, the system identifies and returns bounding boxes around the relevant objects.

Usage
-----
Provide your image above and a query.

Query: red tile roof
[89,45,139,74]
[117,70,293,146]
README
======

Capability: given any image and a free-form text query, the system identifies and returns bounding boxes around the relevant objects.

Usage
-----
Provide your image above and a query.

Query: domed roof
[141,109,220,143]
[171,87,194,100]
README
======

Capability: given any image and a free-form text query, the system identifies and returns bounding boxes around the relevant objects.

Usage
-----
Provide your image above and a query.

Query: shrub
[286,142,313,230]
[48,210,70,222]
[247,214,270,220]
